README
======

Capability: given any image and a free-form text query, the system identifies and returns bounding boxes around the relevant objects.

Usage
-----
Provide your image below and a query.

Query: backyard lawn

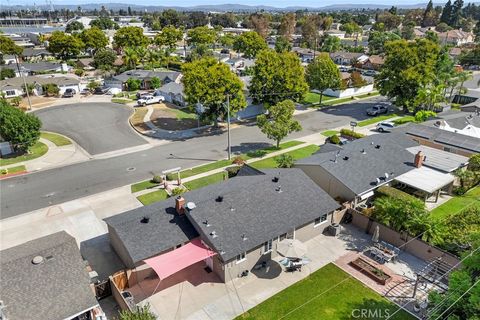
[136,189,168,206]
[250,145,319,169]
[429,186,480,221]
[0,142,48,166]
[236,263,413,320]
[40,132,72,146]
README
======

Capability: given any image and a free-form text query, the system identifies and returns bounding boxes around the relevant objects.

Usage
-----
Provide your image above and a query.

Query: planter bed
[349,257,392,285]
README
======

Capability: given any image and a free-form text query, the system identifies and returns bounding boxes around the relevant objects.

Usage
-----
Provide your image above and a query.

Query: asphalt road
[35,103,148,155]
[1,96,389,219]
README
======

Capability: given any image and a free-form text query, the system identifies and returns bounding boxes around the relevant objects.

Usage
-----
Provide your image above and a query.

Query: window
[263,239,273,254]
[5,90,15,97]
[314,213,328,227]
[236,252,246,264]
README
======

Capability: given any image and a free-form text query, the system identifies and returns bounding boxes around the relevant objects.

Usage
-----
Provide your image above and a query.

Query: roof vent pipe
[140,216,150,224]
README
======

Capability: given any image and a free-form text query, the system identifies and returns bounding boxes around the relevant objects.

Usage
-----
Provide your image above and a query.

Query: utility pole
[226,94,231,160]
[14,55,32,111]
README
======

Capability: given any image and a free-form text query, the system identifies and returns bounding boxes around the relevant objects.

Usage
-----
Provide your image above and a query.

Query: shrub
[171,187,185,196]
[152,175,163,184]
[87,81,100,91]
[376,185,418,202]
[329,134,341,144]
[231,156,245,166]
[226,166,241,178]
[275,153,294,168]
[126,78,141,91]
[42,83,60,97]
[9,96,21,106]
[0,101,41,151]
[414,110,436,122]
[340,128,365,139]
[74,68,84,77]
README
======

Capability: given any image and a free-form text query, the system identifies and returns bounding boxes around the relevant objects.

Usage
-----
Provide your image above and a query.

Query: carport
[143,238,217,295]
[394,167,455,203]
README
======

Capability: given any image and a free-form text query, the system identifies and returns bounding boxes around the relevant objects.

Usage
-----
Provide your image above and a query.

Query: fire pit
[349,257,392,285]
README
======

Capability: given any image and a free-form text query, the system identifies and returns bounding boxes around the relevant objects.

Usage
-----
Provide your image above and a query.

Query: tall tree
[90,17,118,30]
[233,31,267,58]
[187,26,216,47]
[274,35,292,53]
[368,31,401,55]
[301,15,320,49]
[47,31,84,60]
[65,21,84,33]
[0,101,41,151]
[278,13,296,40]
[440,0,453,24]
[182,57,246,125]
[450,0,464,27]
[249,49,308,106]
[422,0,438,27]
[93,48,116,70]
[114,27,149,50]
[320,35,341,52]
[247,13,270,39]
[305,53,341,105]
[80,27,108,54]
[154,25,183,49]
[474,21,480,42]
[257,100,301,148]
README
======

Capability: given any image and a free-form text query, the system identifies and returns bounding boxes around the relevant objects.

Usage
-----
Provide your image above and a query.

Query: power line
[433,278,480,320]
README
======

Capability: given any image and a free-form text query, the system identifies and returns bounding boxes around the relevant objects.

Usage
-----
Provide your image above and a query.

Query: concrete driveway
[35,103,148,155]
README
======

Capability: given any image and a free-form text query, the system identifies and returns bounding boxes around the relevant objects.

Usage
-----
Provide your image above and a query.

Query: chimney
[414,151,425,168]
[175,196,185,215]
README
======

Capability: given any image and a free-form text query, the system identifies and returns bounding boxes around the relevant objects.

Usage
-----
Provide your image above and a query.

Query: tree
[0,35,23,56]
[440,0,453,24]
[218,33,237,49]
[182,57,246,125]
[43,83,60,97]
[0,101,41,151]
[123,47,139,69]
[257,100,301,148]
[0,68,15,80]
[376,39,441,111]
[119,305,156,320]
[249,49,308,106]
[320,35,341,52]
[154,25,183,49]
[450,0,464,27]
[350,71,367,88]
[401,22,416,40]
[278,13,296,40]
[247,13,270,39]
[274,35,292,53]
[114,27,149,49]
[376,12,402,30]
[306,53,341,105]
[150,76,161,89]
[211,13,237,28]
[90,17,118,30]
[47,31,84,60]
[367,31,401,55]
[275,153,295,168]
[187,26,216,47]
[126,77,141,91]
[87,81,100,92]
[301,15,320,49]
[233,31,267,58]
[468,154,480,172]
[474,21,480,43]
[340,21,361,37]
[65,21,84,33]
[93,48,116,70]
[80,27,108,54]
[422,0,438,27]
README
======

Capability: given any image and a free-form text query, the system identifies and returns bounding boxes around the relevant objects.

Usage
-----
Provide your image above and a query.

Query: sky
[14,0,439,7]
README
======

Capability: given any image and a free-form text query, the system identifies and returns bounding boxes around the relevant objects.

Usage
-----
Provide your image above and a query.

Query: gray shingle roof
[0,231,98,320]
[296,133,418,196]
[104,202,198,267]
[184,169,340,262]
[406,145,469,172]
[159,81,184,95]
[112,69,181,83]
[3,61,62,72]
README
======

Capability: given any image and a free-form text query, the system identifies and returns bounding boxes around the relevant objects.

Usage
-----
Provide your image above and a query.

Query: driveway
[35,103,148,155]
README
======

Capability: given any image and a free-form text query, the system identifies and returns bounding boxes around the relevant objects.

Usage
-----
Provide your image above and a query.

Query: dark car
[62,88,75,98]
[93,87,106,95]
[366,105,389,116]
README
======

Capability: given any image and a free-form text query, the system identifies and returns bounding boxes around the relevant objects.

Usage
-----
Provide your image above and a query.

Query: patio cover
[143,238,216,280]
[394,167,454,194]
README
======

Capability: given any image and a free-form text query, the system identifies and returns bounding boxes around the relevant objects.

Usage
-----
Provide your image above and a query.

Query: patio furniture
[277,239,307,258]
[286,260,302,272]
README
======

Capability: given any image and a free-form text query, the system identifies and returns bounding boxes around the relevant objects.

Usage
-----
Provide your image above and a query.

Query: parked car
[376,121,395,132]
[80,88,91,96]
[136,91,154,99]
[62,88,75,98]
[366,105,389,116]
[93,87,107,95]
[363,70,377,76]
[137,95,165,106]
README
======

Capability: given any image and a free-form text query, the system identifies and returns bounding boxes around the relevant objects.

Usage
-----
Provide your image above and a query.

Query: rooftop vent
[203,220,210,227]
[375,178,381,185]
[210,231,218,238]
[384,172,389,179]
[272,176,279,183]
[343,156,349,161]
[140,216,150,224]
[220,250,226,255]
[375,145,381,149]
[32,256,44,265]
[276,186,283,193]
[230,206,235,211]
[361,149,366,154]
[241,234,248,241]
[216,196,224,202]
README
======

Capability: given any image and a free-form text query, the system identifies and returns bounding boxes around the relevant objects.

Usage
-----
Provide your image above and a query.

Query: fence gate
[94,280,112,300]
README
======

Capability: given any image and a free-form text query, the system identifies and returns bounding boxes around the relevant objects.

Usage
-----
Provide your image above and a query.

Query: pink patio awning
[143,238,217,280]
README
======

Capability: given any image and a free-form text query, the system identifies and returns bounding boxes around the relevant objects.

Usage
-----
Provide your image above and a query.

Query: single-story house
[20,48,53,62]
[0,75,82,98]
[292,47,322,63]
[329,51,368,66]
[3,62,69,77]
[361,55,385,70]
[77,58,94,70]
[105,69,182,90]
[0,231,102,320]
[157,82,186,107]
[104,168,340,286]
[438,29,475,46]
[325,30,346,39]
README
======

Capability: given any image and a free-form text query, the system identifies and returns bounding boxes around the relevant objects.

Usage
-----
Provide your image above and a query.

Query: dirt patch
[150,104,207,131]
[130,107,150,132]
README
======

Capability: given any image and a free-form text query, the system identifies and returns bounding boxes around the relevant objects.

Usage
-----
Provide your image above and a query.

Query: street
[0,96,389,218]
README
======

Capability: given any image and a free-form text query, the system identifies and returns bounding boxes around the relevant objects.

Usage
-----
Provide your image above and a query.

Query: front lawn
[236,263,413,320]
[250,145,319,169]
[301,92,335,105]
[40,132,72,146]
[358,114,398,127]
[0,142,48,166]
[111,98,133,104]
[321,130,339,137]
[1,165,26,175]
[169,107,197,120]
[429,186,480,221]
[184,172,226,191]
[136,189,168,206]
[131,180,160,193]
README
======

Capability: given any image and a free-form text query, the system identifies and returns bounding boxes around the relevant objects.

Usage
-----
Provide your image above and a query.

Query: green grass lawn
[131,180,160,193]
[236,263,413,320]
[250,145,319,169]
[429,186,480,221]
[323,96,355,106]
[358,114,398,127]
[393,116,416,125]
[1,165,27,175]
[169,107,197,120]
[111,98,133,104]
[40,132,72,146]
[0,142,48,166]
[184,172,226,191]
[136,189,168,206]
[301,92,335,105]
[321,130,340,137]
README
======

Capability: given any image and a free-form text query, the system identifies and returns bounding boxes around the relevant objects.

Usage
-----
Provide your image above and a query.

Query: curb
[0,171,28,180]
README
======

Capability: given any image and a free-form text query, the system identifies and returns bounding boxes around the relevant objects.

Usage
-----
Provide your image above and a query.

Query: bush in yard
[171,187,185,196]
[340,128,365,139]
[231,156,245,166]
[414,110,436,122]
[152,175,163,184]
[149,76,161,89]
[275,153,295,168]
[329,134,341,144]
[126,77,141,91]
[119,304,156,320]
[226,165,241,178]
[42,83,60,97]
[9,96,21,106]
[468,154,480,172]
[0,101,41,151]
[87,81,100,92]
[74,68,84,77]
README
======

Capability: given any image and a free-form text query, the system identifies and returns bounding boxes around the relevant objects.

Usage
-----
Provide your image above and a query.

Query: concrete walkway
[0,137,91,173]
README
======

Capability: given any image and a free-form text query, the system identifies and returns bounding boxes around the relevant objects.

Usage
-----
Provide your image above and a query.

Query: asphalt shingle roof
[296,133,418,196]
[112,69,181,83]
[0,232,98,320]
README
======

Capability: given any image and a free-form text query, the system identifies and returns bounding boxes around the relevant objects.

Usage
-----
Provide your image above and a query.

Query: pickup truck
[366,105,389,116]
[136,95,165,106]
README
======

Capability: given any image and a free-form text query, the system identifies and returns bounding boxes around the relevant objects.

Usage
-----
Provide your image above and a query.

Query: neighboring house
[3,62,69,77]
[20,48,53,62]
[2,33,35,48]
[438,29,474,46]
[2,54,16,64]
[329,51,367,66]
[325,30,346,39]
[77,58,94,70]
[361,55,385,70]
[292,47,322,63]
[157,82,186,107]
[413,28,426,38]
[0,75,82,97]
[448,47,462,60]
[104,168,340,286]
[0,231,102,320]
[105,69,182,90]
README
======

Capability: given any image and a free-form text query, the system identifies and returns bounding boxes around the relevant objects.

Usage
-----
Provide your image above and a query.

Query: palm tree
[145,49,160,70]
[135,46,147,68]
[456,71,473,95]
[123,47,139,70]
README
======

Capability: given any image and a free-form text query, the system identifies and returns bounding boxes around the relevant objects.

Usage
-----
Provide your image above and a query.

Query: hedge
[376,185,419,202]
[340,129,365,139]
